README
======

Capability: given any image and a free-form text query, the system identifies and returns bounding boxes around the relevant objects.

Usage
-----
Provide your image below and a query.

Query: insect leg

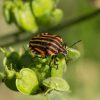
[54,55,59,69]
[49,56,54,66]
[64,55,68,65]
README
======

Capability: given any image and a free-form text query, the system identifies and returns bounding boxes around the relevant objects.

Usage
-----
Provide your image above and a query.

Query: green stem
[0,10,100,47]
[44,88,53,96]
[43,94,51,100]
[0,47,8,56]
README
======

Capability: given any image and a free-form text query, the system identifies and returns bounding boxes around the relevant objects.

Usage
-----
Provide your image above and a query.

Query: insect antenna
[69,40,82,48]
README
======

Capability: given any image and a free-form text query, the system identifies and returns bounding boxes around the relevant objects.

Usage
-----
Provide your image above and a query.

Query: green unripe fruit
[16,68,39,94]
[12,2,38,32]
[3,52,20,70]
[20,51,33,67]
[3,1,13,23]
[43,77,70,94]
[37,9,63,29]
[4,69,17,91]
[4,75,17,91]
[5,69,15,80]
[51,9,63,26]
[51,56,67,77]
[32,0,54,17]
[12,6,22,27]
[18,3,38,32]
[37,14,52,29]
[33,64,50,82]
[66,48,80,61]
[13,0,23,7]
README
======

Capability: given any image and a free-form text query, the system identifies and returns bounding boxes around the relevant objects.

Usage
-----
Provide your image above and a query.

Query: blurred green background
[0,0,100,100]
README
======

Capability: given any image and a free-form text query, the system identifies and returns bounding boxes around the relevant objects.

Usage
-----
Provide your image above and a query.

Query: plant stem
[43,94,51,100]
[0,9,100,47]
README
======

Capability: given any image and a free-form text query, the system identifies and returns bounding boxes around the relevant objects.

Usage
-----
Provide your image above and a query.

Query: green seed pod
[32,0,54,17]
[18,2,38,32]
[51,9,63,26]
[13,0,23,7]
[4,75,18,91]
[43,77,70,94]
[37,9,63,29]
[33,64,50,82]
[16,68,39,95]
[37,14,52,29]
[4,69,17,91]
[12,5,22,27]
[20,50,33,67]
[5,68,15,80]
[3,1,13,23]
[12,2,38,32]
[66,48,80,61]
[31,57,51,82]
[3,52,20,71]
[51,56,67,77]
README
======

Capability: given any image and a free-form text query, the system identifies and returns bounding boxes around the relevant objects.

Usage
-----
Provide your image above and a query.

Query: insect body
[29,33,67,57]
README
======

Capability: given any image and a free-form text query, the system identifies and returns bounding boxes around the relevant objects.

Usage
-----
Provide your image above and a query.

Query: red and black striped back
[29,33,67,56]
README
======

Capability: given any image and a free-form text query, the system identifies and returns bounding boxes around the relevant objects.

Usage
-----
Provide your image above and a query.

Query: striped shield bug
[29,33,67,67]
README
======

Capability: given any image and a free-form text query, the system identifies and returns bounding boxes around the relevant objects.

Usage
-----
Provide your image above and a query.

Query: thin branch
[0,9,100,47]
[51,9,100,33]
